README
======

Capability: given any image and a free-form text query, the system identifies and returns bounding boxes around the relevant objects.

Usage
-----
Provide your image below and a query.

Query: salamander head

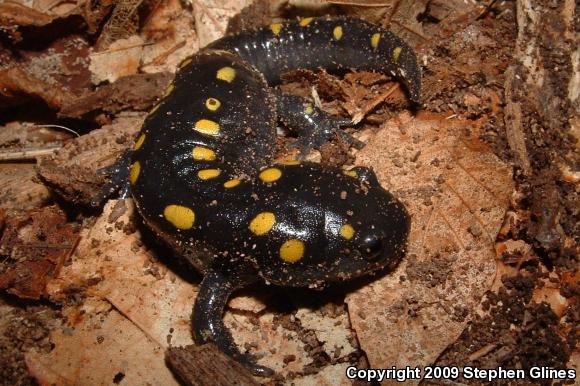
[252,164,410,287]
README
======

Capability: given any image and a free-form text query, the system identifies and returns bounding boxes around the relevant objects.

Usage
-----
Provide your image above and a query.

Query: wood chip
[166,344,260,386]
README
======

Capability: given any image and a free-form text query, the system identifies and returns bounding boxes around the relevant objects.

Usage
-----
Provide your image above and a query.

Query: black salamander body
[129,16,419,375]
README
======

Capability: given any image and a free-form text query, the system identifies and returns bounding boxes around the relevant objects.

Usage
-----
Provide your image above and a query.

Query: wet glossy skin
[209,16,421,102]
[128,16,419,376]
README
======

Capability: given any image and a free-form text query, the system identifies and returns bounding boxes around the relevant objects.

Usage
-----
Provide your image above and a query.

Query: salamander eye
[360,234,384,260]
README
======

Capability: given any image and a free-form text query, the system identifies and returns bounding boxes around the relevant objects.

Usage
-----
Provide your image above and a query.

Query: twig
[467,343,498,361]
[0,146,61,161]
[352,83,400,124]
[477,0,499,20]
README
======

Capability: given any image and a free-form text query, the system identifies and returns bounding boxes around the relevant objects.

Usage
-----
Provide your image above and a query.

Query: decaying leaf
[96,0,144,50]
[193,0,254,47]
[0,206,78,299]
[25,308,177,385]
[346,111,514,383]
[140,0,200,73]
[90,35,145,84]
[0,2,62,28]
[45,199,196,348]
[0,67,75,111]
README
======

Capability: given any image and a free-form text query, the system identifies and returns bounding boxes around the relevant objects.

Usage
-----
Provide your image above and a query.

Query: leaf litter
[0,0,577,384]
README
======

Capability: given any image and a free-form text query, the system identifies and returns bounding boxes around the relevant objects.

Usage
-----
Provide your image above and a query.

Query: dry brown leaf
[292,363,353,386]
[45,199,195,348]
[0,2,58,27]
[31,0,79,15]
[0,67,75,110]
[140,0,199,73]
[346,111,513,384]
[387,0,428,45]
[193,0,254,47]
[531,270,572,319]
[25,309,178,386]
[427,0,476,21]
[226,300,359,377]
[96,0,144,50]
[90,35,145,84]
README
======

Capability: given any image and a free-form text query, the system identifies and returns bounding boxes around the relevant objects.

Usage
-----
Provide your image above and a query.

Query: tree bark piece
[166,344,260,386]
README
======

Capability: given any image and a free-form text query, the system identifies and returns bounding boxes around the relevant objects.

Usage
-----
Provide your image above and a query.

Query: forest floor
[0,0,577,385]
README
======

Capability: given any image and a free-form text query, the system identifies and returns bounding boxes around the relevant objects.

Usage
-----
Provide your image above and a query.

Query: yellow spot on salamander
[249,212,276,236]
[179,57,192,68]
[304,104,314,115]
[198,169,221,180]
[371,33,381,50]
[259,167,282,183]
[194,119,220,135]
[280,239,305,263]
[129,161,140,184]
[340,224,355,240]
[192,146,216,161]
[299,17,314,27]
[270,23,283,36]
[216,66,236,83]
[333,26,343,41]
[343,169,357,178]
[133,134,145,150]
[164,83,175,97]
[164,205,195,230]
[223,179,241,188]
[393,47,402,62]
[205,98,221,111]
[279,160,300,166]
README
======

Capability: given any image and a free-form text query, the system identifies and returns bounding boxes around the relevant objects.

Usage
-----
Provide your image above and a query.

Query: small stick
[0,146,61,161]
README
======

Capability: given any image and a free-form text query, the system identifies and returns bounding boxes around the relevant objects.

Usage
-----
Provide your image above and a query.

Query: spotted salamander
[126,16,419,376]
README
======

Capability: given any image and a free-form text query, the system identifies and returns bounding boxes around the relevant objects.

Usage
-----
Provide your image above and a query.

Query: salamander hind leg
[275,90,363,156]
[192,268,274,377]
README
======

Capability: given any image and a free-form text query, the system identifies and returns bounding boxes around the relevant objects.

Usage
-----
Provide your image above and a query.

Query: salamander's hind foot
[287,116,364,158]
[192,268,274,377]
[234,353,275,377]
[90,151,131,208]
[276,90,364,157]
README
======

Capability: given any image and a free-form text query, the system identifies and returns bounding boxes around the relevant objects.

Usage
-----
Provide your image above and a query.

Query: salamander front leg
[192,268,274,377]
[90,151,132,207]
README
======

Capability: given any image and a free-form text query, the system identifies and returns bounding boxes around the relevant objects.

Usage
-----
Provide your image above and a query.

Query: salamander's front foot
[90,151,131,208]
[192,268,274,377]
